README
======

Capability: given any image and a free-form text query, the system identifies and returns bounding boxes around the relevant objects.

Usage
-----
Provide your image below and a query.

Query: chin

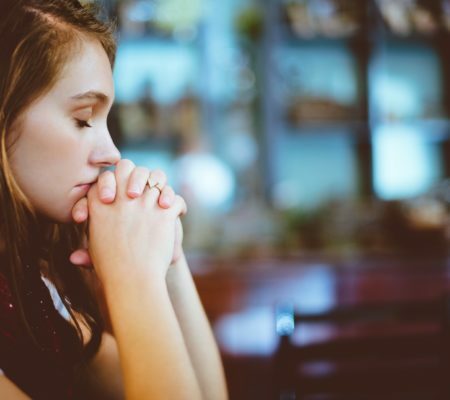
[61,216,75,224]
[36,212,69,225]
[36,205,74,224]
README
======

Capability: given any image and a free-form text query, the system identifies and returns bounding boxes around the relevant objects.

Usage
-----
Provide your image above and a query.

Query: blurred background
[96,0,450,260]
[93,0,450,398]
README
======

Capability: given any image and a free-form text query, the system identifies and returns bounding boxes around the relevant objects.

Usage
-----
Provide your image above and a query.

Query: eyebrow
[70,90,111,104]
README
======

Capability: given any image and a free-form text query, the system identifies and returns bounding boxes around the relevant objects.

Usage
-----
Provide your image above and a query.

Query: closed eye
[74,119,92,129]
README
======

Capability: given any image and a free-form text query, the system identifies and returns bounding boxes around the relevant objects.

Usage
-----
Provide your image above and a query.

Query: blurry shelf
[285,101,364,126]
[283,120,369,137]
[279,23,367,47]
[280,1,366,44]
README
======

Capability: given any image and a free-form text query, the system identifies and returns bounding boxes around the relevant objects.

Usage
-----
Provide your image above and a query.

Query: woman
[0,0,228,398]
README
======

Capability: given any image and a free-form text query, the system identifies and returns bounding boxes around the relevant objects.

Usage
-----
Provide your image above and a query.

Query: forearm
[74,332,124,400]
[102,268,202,400]
[166,253,229,400]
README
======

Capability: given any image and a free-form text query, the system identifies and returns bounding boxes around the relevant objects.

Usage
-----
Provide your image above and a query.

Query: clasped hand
[69,159,185,278]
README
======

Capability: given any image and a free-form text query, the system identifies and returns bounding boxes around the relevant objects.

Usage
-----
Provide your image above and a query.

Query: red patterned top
[0,263,81,399]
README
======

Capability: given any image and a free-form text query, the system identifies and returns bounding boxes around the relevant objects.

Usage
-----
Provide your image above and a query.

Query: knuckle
[152,169,166,180]
[135,166,150,176]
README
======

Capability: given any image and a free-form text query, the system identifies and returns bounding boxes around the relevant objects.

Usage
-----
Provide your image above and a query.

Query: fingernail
[148,176,157,187]
[100,188,114,199]
[128,185,140,196]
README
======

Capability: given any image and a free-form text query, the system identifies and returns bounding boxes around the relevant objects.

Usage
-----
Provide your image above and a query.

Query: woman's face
[8,39,121,223]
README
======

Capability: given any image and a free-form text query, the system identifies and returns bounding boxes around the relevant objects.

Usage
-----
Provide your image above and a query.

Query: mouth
[76,183,92,188]
[74,179,97,194]
[74,183,92,193]
[76,178,98,188]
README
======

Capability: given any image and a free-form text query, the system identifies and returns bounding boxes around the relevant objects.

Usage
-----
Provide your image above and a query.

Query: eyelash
[74,119,92,129]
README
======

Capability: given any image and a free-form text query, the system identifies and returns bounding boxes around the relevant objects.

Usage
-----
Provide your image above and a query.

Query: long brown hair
[0,0,116,365]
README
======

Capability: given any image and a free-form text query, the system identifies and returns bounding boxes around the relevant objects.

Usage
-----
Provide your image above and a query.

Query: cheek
[11,125,74,187]
[9,117,85,221]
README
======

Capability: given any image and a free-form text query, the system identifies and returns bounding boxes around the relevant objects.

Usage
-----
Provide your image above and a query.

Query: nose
[89,128,121,168]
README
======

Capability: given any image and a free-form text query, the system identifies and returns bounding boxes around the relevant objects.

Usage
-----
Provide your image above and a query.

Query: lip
[76,178,97,187]
[74,183,92,193]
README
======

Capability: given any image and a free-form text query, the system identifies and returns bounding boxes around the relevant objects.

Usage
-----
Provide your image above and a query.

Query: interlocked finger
[97,170,116,202]
[115,159,136,199]
[147,169,167,195]
[159,186,175,208]
[127,166,151,198]
[172,195,188,217]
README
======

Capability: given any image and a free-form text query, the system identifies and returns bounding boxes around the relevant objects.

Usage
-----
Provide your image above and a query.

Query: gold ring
[148,179,163,194]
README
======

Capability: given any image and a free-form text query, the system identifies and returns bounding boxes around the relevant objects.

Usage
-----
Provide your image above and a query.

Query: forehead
[50,39,114,105]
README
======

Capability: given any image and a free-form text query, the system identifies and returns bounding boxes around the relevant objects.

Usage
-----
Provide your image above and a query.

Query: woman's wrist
[99,258,168,298]
[166,252,189,289]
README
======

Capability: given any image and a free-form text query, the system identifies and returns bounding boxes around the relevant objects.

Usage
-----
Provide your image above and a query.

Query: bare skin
[69,166,183,268]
